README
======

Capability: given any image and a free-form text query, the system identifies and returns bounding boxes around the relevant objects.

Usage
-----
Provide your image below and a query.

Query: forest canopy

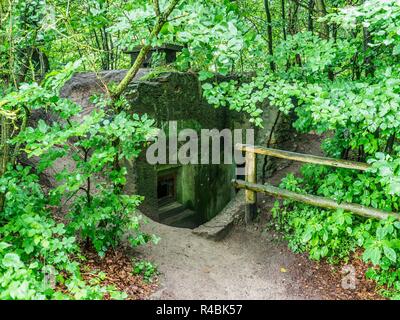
[1,0,400,300]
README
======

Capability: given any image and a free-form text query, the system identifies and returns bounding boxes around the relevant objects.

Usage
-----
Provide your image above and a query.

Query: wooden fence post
[234,143,400,223]
[245,150,257,224]
[234,179,400,222]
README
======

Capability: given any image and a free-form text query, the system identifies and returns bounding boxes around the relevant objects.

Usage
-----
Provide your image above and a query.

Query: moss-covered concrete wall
[124,72,239,224]
[60,69,297,226]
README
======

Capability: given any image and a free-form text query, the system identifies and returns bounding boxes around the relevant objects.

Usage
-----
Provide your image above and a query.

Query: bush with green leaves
[0,62,159,298]
[6,63,159,257]
[198,0,400,298]
[0,167,129,299]
[132,259,158,283]
[271,163,400,299]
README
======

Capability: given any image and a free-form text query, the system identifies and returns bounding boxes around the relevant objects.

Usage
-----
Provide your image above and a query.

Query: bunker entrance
[157,173,176,206]
[156,169,199,229]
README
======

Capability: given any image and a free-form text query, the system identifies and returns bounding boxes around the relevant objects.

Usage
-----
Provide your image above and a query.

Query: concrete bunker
[124,72,242,228]
[59,69,295,229]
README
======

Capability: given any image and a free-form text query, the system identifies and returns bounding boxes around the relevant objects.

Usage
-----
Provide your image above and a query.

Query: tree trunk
[263,0,275,71]
[281,0,287,40]
[315,0,329,39]
[308,0,315,33]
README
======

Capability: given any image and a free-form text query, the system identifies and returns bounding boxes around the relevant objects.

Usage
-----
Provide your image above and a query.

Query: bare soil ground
[129,134,382,300]
[133,219,381,300]
[134,220,317,299]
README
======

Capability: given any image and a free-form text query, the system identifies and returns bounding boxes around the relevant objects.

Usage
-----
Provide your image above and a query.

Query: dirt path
[135,220,320,300]
[132,134,380,300]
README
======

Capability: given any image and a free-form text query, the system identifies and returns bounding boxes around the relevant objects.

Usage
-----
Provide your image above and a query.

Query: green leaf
[390,239,400,249]
[393,44,400,55]
[9,281,30,299]
[202,83,213,91]
[363,246,382,266]
[2,253,24,269]
[0,242,12,251]
[376,226,387,240]
[383,246,397,263]
[41,239,50,249]
[389,182,400,195]
[301,230,313,243]
[198,71,214,81]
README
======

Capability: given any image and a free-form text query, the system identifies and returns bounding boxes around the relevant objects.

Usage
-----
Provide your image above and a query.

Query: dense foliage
[201,0,400,298]
[271,166,400,298]
[1,0,400,299]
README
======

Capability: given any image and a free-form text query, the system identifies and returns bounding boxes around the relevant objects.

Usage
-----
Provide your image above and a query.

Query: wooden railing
[233,143,400,224]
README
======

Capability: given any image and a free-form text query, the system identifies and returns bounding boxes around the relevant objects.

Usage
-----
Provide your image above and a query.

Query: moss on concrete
[123,72,238,224]
[122,71,296,226]
[60,69,297,227]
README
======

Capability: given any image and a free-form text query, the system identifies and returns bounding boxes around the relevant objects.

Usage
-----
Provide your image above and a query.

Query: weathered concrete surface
[57,70,238,225]
[192,190,245,240]
[60,69,147,114]
[124,71,240,224]
[53,69,297,227]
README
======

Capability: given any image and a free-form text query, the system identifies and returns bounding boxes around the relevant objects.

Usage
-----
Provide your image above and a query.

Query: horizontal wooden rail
[236,143,370,171]
[233,179,400,221]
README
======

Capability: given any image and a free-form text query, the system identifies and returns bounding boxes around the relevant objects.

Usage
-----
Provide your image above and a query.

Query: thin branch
[153,0,161,17]
[111,0,181,100]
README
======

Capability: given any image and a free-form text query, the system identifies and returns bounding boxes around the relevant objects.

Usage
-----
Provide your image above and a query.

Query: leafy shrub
[0,63,158,299]
[271,164,400,298]
[7,63,158,257]
[0,167,127,299]
[133,260,158,283]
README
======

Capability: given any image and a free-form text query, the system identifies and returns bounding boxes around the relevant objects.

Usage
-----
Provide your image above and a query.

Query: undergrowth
[270,164,400,300]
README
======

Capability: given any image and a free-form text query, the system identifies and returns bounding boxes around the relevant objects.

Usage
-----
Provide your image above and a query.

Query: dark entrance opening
[157,173,176,206]
[156,170,197,229]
